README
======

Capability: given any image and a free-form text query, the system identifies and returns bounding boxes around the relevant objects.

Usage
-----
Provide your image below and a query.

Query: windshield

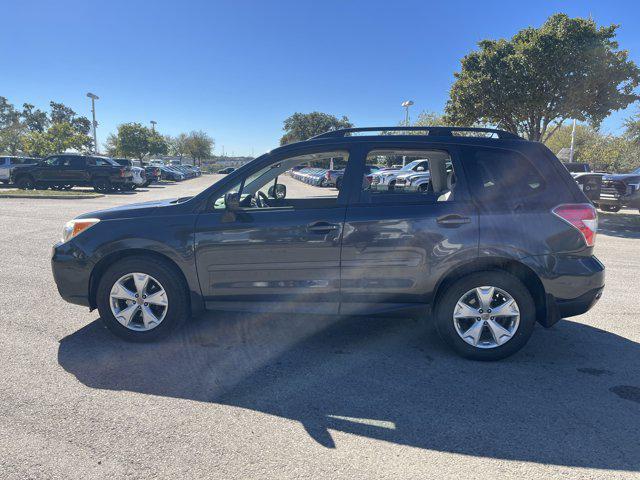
[632,167,640,175]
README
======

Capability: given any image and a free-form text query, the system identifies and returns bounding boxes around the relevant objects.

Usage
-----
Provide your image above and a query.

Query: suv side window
[361,149,456,204]
[70,157,86,168]
[462,147,545,205]
[212,150,347,210]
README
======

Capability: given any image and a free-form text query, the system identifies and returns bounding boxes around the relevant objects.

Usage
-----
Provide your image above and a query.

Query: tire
[16,176,35,190]
[599,205,621,213]
[93,178,111,193]
[335,178,342,190]
[434,271,536,361]
[142,181,151,188]
[96,257,190,342]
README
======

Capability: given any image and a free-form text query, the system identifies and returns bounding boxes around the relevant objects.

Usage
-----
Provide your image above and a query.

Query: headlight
[62,218,100,243]
[628,182,640,193]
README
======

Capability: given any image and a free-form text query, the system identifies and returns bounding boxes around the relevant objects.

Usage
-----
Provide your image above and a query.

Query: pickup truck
[595,167,640,212]
[12,154,134,193]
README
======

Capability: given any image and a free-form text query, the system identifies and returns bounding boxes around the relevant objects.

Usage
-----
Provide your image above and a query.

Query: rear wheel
[93,178,111,193]
[434,271,536,360]
[16,176,35,190]
[96,257,189,342]
[335,177,342,190]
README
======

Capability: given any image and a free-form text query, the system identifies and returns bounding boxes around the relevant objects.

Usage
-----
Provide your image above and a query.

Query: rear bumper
[522,254,605,327]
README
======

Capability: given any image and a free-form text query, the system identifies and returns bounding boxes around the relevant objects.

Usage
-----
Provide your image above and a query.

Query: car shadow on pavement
[58,313,640,471]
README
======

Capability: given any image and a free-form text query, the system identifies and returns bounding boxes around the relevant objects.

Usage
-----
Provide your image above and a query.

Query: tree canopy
[184,131,214,165]
[0,97,93,156]
[446,14,640,141]
[280,112,352,145]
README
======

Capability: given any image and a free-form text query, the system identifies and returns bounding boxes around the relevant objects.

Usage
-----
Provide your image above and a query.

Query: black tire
[93,178,111,193]
[335,178,342,190]
[142,181,151,188]
[388,180,396,191]
[599,205,621,213]
[16,176,35,190]
[434,271,536,361]
[96,257,190,342]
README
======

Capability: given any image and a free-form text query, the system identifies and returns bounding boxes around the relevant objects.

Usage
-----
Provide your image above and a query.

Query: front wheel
[96,257,189,342]
[434,271,536,360]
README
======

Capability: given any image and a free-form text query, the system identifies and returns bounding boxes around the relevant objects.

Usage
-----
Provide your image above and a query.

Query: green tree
[446,14,640,141]
[22,122,92,157]
[168,133,189,158]
[148,131,169,157]
[104,133,118,157]
[21,103,49,132]
[623,111,640,144]
[184,131,214,166]
[0,122,27,155]
[280,112,352,145]
[115,123,151,160]
[49,101,92,135]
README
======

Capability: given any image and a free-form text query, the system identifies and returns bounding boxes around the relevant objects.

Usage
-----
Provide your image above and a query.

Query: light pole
[150,120,157,132]
[569,119,577,163]
[86,92,99,153]
[401,100,414,126]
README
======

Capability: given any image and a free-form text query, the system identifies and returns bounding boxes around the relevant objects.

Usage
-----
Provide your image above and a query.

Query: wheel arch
[89,249,199,313]
[432,257,547,326]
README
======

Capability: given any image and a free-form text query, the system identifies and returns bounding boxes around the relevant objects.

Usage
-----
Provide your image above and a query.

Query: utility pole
[569,119,577,163]
[150,120,157,132]
[86,92,99,153]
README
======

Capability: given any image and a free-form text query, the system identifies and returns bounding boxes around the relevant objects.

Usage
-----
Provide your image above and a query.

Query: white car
[369,159,430,191]
[113,158,147,189]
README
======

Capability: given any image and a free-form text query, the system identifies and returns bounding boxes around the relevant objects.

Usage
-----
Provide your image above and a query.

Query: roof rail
[311,126,522,140]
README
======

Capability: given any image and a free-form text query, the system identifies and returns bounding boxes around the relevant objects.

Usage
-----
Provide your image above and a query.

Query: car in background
[158,165,184,181]
[394,169,431,192]
[149,159,165,167]
[328,165,381,189]
[218,167,235,174]
[595,166,640,212]
[142,164,161,185]
[12,154,133,192]
[0,156,40,184]
[113,158,147,189]
[370,159,430,191]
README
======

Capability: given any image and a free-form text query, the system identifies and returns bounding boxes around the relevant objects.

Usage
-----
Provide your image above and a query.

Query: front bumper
[51,240,93,307]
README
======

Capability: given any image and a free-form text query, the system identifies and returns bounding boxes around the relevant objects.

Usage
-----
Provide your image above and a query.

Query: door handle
[307,221,339,233]
[436,214,471,227]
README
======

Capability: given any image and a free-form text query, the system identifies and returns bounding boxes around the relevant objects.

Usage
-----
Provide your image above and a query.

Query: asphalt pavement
[1,175,639,479]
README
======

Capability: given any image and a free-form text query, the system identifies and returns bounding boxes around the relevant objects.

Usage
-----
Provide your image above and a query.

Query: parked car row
[9,154,201,193]
[0,156,40,184]
[287,164,381,189]
[563,162,640,213]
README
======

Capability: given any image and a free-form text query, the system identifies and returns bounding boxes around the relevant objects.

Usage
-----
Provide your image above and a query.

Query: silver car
[369,159,430,191]
[394,170,431,191]
[0,156,39,184]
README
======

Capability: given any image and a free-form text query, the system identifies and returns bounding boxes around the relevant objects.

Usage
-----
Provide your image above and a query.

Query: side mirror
[416,166,425,172]
[268,183,286,199]
[224,192,240,211]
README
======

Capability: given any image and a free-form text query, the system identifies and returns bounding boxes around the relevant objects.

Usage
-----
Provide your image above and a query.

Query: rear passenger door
[68,156,89,183]
[340,143,479,314]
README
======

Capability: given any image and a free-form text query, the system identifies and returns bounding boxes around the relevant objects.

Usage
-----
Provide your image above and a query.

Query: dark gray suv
[51,127,604,360]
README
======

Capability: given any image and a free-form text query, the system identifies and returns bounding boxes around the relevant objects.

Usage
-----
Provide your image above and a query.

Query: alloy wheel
[453,286,520,349]
[109,272,168,331]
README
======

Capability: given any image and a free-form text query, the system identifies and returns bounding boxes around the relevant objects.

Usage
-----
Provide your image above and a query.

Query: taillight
[120,168,125,177]
[552,203,597,247]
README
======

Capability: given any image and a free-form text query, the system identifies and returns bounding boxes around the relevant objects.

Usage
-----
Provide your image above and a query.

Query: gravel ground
[1,175,639,479]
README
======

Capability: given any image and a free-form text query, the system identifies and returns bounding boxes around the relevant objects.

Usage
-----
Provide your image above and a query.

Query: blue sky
[2,0,640,156]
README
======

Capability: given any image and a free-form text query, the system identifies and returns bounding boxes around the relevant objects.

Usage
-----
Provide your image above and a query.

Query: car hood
[77,197,192,220]
[602,174,640,183]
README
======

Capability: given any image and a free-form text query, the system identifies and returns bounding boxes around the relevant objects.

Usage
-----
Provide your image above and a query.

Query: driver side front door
[194,147,353,314]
